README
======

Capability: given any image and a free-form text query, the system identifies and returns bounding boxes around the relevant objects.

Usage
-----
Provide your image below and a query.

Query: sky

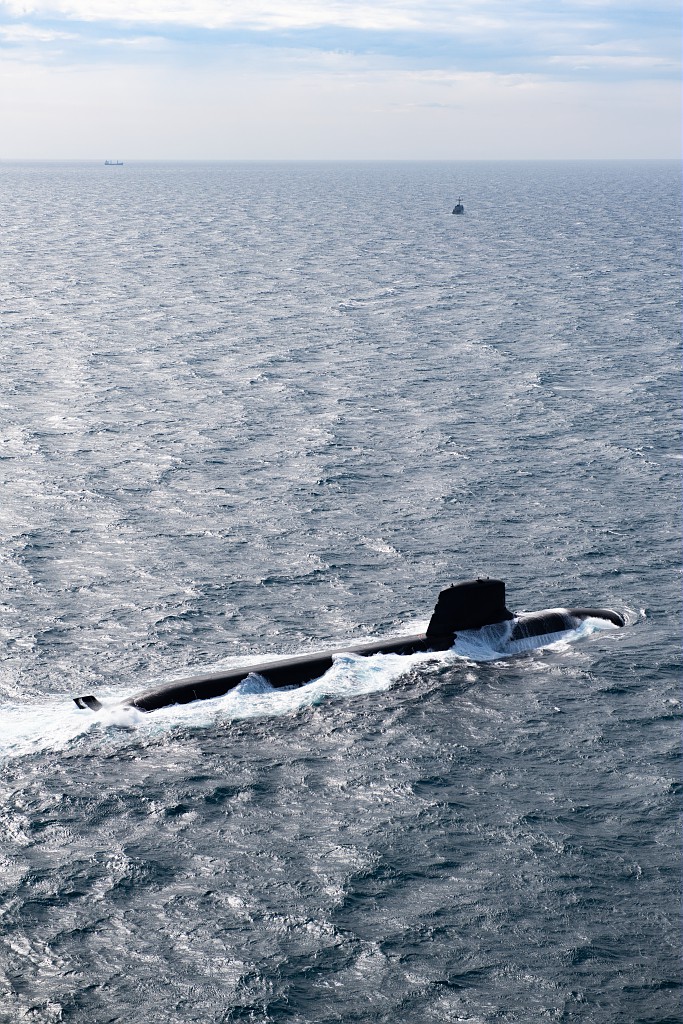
[0,0,680,159]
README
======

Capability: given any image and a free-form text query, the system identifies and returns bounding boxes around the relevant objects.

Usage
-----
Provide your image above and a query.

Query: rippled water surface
[0,161,680,1023]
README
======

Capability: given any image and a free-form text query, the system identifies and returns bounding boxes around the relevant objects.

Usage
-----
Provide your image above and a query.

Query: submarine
[73,579,624,714]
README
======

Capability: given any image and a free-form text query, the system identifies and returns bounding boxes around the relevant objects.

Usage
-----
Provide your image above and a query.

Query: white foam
[0,698,102,760]
[454,613,617,661]
[0,616,620,762]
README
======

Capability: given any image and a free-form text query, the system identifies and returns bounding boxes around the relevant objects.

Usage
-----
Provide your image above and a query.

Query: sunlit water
[0,160,680,1023]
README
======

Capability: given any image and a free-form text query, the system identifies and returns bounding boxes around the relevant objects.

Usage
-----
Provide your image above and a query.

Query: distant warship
[452,198,464,214]
[104,160,124,166]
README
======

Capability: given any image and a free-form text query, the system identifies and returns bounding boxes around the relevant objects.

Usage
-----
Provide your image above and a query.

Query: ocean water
[0,160,680,1023]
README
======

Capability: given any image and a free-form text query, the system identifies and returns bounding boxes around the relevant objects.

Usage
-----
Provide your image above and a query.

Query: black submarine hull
[73,580,624,714]
[114,634,444,713]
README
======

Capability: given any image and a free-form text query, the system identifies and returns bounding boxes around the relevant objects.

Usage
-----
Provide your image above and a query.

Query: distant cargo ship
[104,160,124,166]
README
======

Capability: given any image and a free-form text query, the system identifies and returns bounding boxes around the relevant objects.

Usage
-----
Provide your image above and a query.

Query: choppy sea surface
[0,160,680,1023]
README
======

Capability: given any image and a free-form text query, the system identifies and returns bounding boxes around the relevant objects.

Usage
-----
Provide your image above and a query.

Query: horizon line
[1,156,681,163]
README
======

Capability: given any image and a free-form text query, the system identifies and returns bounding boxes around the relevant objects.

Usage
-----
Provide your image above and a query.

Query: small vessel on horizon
[104,160,124,166]
[452,198,464,214]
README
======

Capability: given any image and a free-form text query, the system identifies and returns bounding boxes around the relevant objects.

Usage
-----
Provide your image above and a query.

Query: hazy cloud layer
[1,0,679,76]
[0,0,679,157]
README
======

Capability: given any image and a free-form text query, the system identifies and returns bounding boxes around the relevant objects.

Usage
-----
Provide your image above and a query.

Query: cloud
[548,53,678,71]
[0,3,678,86]
[0,21,72,41]
[2,2,496,32]
[0,1,679,157]
[1,0,678,31]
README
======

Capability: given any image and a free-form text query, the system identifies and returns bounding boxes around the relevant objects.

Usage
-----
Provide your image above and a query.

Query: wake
[0,616,619,762]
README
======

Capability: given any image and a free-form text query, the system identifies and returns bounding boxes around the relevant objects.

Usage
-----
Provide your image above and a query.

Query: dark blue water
[0,161,680,1023]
